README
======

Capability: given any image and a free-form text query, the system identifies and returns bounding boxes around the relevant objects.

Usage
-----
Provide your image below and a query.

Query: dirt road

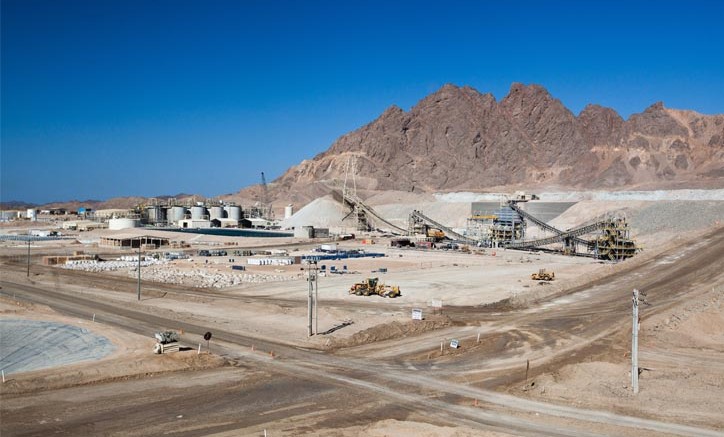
[2,228,723,436]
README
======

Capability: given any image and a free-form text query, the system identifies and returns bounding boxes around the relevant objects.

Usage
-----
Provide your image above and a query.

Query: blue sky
[2,0,723,204]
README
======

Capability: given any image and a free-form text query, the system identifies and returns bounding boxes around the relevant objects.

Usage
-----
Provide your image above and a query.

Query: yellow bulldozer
[531,269,555,281]
[349,277,379,296]
[349,277,401,298]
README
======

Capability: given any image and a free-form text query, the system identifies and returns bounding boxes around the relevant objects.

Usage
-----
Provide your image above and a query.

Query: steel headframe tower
[306,260,319,336]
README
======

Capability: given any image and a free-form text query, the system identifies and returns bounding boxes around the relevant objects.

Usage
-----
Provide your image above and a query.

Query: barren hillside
[250,83,723,207]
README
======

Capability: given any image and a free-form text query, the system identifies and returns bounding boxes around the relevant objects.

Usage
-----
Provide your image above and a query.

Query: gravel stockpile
[130,267,303,288]
[62,259,165,272]
[628,201,724,235]
[281,196,347,229]
[375,202,472,229]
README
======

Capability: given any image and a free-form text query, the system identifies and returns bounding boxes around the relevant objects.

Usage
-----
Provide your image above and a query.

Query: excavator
[349,277,401,298]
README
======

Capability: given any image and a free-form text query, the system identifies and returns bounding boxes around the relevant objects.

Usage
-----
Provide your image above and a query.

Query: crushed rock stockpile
[551,200,724,236]
[627,201,724,235]
[61,259,166,272]
[281,196,347,229]
[0,319,115,374]
[435,188,724,202]
[375,202,472,229]
[130,266,304,288]
[283,189,724,234]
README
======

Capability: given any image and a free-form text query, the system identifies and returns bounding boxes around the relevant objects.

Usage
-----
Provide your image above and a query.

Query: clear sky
[2,0,723,204]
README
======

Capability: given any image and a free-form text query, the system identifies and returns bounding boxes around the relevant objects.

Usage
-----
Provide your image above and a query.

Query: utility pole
[631,289,639,394]
[306,260,318,336]
[137,238,142,301]
[631,288,648,394]
[26,238,31,277]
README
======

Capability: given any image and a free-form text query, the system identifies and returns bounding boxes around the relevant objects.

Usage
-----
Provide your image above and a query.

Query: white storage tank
[109,218,140,230]
[27,209,37,221]
[190,206,207,220]
[209,206,226,220]
[225,205,242,221]
[168,206,187,222]
[284,204,293,219]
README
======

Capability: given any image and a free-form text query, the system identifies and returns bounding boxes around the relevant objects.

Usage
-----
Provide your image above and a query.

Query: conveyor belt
[333,190,408,234]
[503,220,605,249]
[507,201,591,247]
[410,210,478,244]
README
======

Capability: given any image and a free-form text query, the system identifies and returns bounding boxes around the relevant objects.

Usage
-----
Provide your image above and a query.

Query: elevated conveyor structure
[409,210,477,244]
[332,190,408,234]
[506,201,590,248]
[503,216,637,261]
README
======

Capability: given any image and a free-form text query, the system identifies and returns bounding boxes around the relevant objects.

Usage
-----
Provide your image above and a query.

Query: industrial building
[99,234,170,249]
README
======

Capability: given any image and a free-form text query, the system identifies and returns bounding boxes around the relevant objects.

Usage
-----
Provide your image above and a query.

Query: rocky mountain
[256,83,724,206]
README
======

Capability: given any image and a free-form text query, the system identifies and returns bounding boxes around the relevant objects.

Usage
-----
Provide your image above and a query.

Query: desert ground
[1,189,723,436]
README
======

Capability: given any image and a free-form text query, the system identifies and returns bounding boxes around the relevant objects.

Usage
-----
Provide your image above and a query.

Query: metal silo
[168,206,187,222]
[225,205,242,221]
[209,206,226,220]
[190,206,207,220]
[146,206,166,224]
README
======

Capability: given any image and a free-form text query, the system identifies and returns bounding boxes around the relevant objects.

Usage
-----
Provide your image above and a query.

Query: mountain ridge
[256,82,724,206]
[11,83,723,210]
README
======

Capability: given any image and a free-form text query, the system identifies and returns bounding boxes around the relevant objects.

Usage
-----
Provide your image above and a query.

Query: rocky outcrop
[252,83,724,205]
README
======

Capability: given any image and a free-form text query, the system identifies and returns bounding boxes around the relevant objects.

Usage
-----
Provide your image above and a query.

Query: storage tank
[109,218,140,230]
[190,206,207,220]
[225,205,242,221]
[284,204,293,219]
[168,206,187,222]
[209,206,226,220]
[146,206,166,224]
[26,209,37,221]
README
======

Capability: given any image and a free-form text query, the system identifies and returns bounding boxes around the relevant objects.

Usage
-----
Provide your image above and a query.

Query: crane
[260,172,273,220]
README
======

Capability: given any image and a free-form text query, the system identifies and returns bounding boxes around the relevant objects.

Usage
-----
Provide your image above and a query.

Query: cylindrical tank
[146,206,167,224]
[109,218,140,230]
[190,206,207,220]
[27,209,37,221]
[168,206,187,222]
[224,205,242,221]
[284,204,293,219]
[209,206,225,220]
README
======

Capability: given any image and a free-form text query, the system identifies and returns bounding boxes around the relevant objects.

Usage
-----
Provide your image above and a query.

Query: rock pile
[130,266,303,288]
[62,259,164,272]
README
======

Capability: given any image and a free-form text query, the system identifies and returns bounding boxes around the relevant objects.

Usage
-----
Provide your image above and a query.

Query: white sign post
[412,308,423,320]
